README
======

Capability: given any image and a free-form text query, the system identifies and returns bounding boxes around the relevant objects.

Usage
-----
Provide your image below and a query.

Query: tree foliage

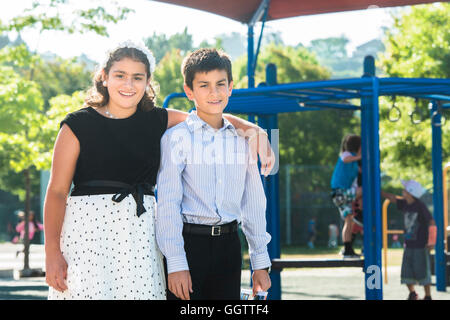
[378,3,450,189]
[144,27,193,64]
[0,42,88,193]
[0,0,133,36]
[232,43,330,88]
[153,49,192,111]
[380,3,450,78]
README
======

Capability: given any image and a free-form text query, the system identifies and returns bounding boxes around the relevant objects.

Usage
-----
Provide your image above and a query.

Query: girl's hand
[45,249,68,292]
[249,131,275,176]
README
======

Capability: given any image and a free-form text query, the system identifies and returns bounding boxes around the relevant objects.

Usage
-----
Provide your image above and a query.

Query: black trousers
[165,228,242,300]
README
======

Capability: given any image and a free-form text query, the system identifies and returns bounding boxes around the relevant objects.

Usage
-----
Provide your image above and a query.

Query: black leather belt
[77,180,155,218]
[183,220,238,236]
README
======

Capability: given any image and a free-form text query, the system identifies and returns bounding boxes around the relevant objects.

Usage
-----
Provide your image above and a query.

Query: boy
[381,179,437,300]
[156,48,271,300]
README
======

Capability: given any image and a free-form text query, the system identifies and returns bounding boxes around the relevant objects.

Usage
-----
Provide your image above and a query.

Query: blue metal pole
[430,101,447,292]
[264,115,281,300]
[162,92,186,108]
[361,56,383,300]
[40,170,50,244]
[263,63,281,300]
[247,25,255,89]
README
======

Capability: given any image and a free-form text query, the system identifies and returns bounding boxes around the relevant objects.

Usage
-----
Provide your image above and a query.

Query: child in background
[381,179,436,300]
[15,211,43,244]
[328,223,339,248]
[330,134,361,258]
[392,234,402,248]
[307,217,316,249]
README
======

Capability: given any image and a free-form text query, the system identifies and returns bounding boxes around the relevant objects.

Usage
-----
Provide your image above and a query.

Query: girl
[330,134,361,258]
[15,211,44,244]
[44,41,274,299]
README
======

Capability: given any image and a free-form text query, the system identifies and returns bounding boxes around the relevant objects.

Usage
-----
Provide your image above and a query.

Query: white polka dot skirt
[48,194,166,300]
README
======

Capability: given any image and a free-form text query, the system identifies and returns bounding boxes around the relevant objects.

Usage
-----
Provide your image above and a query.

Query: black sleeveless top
[60,106,168,196]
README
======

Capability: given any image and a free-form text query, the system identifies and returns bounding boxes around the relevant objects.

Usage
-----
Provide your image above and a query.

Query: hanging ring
[388,96,401,122]
[409,98,424,125]
[388,105,401,122]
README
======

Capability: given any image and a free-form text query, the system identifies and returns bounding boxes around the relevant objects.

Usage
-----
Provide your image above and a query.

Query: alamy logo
[366,265,382,290]
[168,127,279,175]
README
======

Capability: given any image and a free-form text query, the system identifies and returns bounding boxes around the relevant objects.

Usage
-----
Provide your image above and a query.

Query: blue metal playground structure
[159,0,450,300]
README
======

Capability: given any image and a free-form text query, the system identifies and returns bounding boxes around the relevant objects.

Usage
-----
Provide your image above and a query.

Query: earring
[103,81,107,87]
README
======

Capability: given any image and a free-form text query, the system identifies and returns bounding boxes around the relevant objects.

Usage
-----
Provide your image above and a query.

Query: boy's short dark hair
[182,48,233,90]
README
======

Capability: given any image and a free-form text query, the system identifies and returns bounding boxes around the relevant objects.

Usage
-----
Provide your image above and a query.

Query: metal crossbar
[271,258,365,270]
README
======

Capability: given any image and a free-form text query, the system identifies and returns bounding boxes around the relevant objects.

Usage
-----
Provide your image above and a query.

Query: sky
[0,0,403,63]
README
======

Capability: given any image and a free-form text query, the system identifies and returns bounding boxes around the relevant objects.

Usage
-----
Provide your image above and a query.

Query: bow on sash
[78,180,155,218]
[111,182,155,217]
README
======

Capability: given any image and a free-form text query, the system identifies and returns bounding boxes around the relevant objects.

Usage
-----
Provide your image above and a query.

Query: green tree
[0,47,84,268]
[0,0,132,271]
[0,0,132,37]
[144,27,193,64]
[380,4,450,78]
[153,49,192,111]
[0,46,44,269]
[32,56,92,110]
[378,3,450,189]
[232,43,329,90]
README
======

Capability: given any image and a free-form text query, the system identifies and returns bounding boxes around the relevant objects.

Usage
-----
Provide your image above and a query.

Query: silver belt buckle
[211,225,221,236]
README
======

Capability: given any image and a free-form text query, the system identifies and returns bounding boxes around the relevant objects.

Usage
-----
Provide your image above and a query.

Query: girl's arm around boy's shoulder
[167,108,188,129]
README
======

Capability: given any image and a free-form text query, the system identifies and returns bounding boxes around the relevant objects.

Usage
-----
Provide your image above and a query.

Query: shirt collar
[186,111,237,136]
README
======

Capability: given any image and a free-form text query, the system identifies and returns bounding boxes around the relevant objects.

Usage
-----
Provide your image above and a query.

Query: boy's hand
[252,269,271,296]
[168,270,193,300]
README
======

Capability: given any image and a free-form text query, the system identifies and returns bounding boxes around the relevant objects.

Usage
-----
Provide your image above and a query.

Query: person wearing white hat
[381,180,436,300]
[400,179,426,199]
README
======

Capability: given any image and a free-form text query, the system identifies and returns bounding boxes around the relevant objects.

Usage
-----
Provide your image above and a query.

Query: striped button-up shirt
[156,111,271,274]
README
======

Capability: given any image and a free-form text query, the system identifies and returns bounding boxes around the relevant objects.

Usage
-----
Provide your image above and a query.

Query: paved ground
[1,243,449,300]
[0,243,47,300]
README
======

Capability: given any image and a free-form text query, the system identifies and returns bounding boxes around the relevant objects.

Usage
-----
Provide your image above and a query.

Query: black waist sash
[74,180,155,218]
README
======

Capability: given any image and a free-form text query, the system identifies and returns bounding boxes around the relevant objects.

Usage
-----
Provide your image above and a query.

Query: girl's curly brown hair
[85,47,157,111]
